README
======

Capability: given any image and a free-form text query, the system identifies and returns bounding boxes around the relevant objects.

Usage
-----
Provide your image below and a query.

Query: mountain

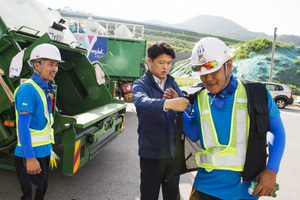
[144,20,169,27]
[147,15,300,46]
[276,34,300,45]
[173,15,269,40]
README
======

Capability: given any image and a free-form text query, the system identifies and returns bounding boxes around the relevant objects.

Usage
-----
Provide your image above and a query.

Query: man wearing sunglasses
[133,42,190,200]
[165,37,286,199]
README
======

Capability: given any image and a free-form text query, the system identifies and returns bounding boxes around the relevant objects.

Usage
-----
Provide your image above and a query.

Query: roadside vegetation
[144,24,300,92]
[232,38,297,61]
[143,25,241,53]
[175,38,300,90]
[173,76,199,87]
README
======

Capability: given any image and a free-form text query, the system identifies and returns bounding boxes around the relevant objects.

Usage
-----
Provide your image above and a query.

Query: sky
[35,0,300,37]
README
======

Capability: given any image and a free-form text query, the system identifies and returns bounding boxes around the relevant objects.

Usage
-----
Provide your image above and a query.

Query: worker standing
[133,42,190,200]
[13,43,63,200]
[165,37,286,199]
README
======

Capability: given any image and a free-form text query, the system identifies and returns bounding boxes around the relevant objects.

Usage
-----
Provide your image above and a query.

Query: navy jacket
[133,70,190,159]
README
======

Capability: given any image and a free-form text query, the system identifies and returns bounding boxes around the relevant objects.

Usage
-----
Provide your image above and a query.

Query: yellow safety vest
[195,80,250,172]
[15,79,54,147]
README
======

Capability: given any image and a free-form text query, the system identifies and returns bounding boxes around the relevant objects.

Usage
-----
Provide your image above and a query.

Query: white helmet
[29,43,64,63]
[191,37,231,75]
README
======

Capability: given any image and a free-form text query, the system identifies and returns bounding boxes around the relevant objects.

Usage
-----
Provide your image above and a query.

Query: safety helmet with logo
[30,43,64,63]
[190,37,232,76]
[29,43,64,74]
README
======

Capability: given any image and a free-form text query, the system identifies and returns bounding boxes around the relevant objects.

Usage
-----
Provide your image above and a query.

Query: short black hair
[147,42,175,60]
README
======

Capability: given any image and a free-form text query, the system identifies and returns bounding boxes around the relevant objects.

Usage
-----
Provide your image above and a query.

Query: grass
[173,76,200,87]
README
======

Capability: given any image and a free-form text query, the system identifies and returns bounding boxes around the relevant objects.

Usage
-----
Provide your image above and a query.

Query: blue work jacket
[133,70,190,159]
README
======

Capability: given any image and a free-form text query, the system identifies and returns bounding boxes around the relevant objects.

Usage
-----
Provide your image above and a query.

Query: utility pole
[269,27,277,82]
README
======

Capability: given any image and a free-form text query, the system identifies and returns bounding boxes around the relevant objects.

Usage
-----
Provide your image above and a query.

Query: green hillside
[171,38,300,89]
[233,39,300,87]
[143,24,241,53]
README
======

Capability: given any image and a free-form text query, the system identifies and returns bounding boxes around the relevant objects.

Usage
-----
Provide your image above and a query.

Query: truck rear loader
[60,12,147,100]
[0,0,133,175]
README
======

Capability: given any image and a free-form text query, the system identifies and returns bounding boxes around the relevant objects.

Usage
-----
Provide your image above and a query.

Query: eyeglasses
[191,60,219,73]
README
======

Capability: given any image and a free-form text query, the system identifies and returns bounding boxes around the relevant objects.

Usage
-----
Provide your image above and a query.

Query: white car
[294,96,300,107]
[180,82,204,96]
[262,82,294,109]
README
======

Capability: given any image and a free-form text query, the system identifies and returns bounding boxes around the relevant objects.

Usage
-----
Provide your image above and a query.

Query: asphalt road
[0,104,299,200]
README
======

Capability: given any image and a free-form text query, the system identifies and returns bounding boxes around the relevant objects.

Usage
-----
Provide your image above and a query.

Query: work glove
[49,150,60,170]
[248,180,279,197]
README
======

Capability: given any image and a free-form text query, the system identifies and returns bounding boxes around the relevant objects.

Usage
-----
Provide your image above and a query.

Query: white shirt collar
[153,75,167,91]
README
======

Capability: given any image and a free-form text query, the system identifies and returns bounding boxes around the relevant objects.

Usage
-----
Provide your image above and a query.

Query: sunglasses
[191,60,219,73]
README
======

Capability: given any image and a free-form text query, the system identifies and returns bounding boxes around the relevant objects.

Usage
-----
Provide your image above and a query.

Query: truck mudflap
[60,103,126,175]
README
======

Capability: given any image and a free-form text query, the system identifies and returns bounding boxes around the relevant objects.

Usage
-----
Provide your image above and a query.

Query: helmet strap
[39,60,44,74]
[32,59,44,78]
[220,61,231,92]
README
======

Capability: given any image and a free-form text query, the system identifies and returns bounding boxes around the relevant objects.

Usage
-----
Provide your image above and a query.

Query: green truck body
[0,0,131,175]
[60,14,147,96]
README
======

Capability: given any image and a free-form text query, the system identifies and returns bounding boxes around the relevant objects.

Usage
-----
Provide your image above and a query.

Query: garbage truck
[0,0,128,175]
[59,12,147,100]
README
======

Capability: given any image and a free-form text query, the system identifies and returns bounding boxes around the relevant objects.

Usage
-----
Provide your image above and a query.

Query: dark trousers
[14,156,50,200]
[189,187,256,200]
[189,187,222,200]
[140,157,180,200]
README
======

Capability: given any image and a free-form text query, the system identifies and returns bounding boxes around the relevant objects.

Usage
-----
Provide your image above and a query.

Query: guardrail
[64,17,144,39]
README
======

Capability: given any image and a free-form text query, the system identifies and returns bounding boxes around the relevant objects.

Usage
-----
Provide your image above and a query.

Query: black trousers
[14,156,50,200]
[189,187,222,200]
[189,187,256,200]
[140,157,180,200]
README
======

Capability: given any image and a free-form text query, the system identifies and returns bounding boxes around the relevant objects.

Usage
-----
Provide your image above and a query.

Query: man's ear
[227,59,233,72]
[33,62,40,72]
[147,57,152,69]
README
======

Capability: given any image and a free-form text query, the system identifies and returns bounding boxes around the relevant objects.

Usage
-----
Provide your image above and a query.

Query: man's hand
[163,88,178,99]
[26,157,42,175]
[252,169,277,197]
[164,98,189,112]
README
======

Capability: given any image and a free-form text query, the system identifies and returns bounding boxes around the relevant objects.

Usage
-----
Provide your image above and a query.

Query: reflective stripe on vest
[195,80,250,172]
[15,79,54,147]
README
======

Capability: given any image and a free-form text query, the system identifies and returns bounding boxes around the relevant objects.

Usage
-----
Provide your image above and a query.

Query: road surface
[0,104,299,199]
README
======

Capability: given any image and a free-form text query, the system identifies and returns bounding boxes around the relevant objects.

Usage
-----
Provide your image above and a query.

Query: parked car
[262,82,294,109]
[294,96,300,107]
[180,82,204,96]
